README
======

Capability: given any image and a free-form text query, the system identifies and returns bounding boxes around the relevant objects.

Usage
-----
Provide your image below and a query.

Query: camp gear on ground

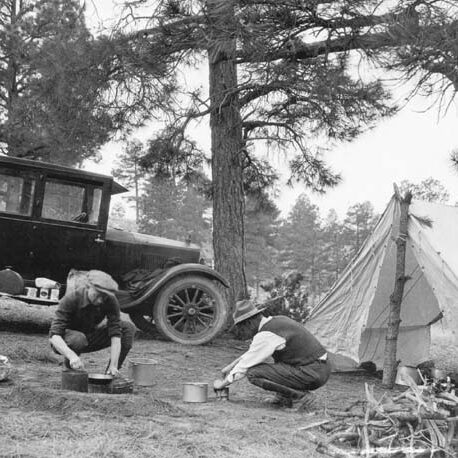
[128,358,157,386]
[0,267,24,295]
[110,376,134,394]
[233,299,266,325]
[182,383,208,402]
[0,355,12,381]
[307,196,458,371]
[88,373,113,393]
[395,366,422,386]
[214,386,229,401]
[61,369,88,392]
[35,277,59,289]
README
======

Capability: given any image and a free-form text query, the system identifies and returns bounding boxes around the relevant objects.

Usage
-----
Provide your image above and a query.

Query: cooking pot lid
[88,373,113,384]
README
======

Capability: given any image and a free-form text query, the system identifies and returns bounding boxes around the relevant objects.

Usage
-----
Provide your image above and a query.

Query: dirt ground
[1,299,457,458]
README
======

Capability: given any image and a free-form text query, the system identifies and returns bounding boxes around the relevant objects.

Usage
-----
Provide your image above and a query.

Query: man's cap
[233,299,265,325]
[86,270,118,296]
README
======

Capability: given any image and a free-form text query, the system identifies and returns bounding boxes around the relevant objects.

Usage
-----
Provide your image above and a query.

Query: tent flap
[307,196,458,372]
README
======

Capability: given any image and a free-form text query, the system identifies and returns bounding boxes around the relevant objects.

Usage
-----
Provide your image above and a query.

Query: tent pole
[382,188,412,388]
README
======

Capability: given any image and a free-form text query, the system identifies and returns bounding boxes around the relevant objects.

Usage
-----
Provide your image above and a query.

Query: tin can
[25,287,37,298]
[49,288,60,301]
[214,387,229,401]
[183,383,208,402]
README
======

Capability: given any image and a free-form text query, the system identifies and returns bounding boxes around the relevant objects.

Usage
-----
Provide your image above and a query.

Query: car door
[0,167,38,277]
[30,175,107,283]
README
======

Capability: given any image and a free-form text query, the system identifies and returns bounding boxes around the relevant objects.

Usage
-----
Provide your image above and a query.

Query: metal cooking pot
[395,366,422,386]
[129,358,157,386]
[88,373,113,384]
[88,373,113,393]
[430,368,446,380]
[183,383,208,403]
[61,369,88,392]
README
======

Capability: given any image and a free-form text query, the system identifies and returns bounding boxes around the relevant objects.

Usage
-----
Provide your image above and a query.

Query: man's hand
[213,378,229,390]
[106,365,119,377]
[69,355,84,370]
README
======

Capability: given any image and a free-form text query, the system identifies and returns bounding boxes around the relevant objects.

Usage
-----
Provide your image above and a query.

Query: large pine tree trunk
[207,0,248,311]
[5,0,20,156]
[382,191,412,388]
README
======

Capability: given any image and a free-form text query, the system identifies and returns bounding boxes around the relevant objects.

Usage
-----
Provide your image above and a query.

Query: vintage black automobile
[0,155,229,345]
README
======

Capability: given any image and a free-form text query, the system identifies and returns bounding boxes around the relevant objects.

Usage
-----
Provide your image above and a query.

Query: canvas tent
[306,195,458,371]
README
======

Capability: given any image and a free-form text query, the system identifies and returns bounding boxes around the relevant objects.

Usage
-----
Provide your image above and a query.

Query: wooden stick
[296,419,330,431]
[382,190,412,388]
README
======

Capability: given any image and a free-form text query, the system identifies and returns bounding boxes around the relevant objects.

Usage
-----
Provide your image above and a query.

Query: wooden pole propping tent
[382,184,413,388]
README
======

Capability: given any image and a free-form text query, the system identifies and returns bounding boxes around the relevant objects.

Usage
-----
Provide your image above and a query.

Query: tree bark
[5,0,20,156]
[382,190,412,388]
[207,0,248,311]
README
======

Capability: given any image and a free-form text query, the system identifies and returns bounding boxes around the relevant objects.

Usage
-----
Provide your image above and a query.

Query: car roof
[0,155,128,195]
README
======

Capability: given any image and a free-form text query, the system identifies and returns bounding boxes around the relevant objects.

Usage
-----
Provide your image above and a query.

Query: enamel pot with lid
[183,383,208,402]
[129,358,157,386]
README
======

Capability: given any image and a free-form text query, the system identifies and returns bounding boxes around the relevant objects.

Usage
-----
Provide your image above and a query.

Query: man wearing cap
[213,299,330,409]
[49,270,136,375]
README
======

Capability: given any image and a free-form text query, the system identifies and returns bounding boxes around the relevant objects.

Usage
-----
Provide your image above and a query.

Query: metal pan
[88,373,113,385]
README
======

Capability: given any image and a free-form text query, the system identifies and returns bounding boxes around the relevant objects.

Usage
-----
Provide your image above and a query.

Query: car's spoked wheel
[130,275,227,345]
[131,275,226,345]
[165,287,216,335]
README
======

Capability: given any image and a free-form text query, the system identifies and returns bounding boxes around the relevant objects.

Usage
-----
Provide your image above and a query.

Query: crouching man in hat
[213,300,330,410]
[49,270,136,375]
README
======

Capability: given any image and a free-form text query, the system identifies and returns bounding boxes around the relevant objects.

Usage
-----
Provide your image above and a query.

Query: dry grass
[1,297,457,458]
[0,408,308,458]
[0,329,320,458]
[3,384,182,418]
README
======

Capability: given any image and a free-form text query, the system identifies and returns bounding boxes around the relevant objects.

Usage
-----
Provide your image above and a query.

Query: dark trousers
[246,359,331,399]
[60,321,136,369]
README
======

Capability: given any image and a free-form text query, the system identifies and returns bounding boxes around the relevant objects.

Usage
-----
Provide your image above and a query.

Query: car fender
[119,263,229,312]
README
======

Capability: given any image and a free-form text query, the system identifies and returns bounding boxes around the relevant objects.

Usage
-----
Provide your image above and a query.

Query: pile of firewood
[304,374,458,457]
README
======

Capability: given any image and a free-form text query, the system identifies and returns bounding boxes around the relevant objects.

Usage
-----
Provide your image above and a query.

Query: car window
[42,179,102,225]
[88,187,102,225]
[0,173,36,216]
[42,180,86,222]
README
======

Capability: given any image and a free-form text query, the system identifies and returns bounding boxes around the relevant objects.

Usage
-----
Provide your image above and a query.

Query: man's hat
[233,299,265,325]
[86,270,118,296]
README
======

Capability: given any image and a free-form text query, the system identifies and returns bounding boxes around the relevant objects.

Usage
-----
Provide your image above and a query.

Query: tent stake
[382,188,412,388]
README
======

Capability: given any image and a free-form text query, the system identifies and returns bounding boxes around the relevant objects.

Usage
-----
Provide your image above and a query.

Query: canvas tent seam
[307,196,457,371]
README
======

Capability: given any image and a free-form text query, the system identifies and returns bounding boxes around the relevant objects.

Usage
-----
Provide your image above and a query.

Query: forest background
[1,0,458,313]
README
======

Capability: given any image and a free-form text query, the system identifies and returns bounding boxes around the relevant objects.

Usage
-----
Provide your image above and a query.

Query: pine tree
[245,195,281,296]
[108,0,457,306]
[112,140,145,223]
[0,0,113,163]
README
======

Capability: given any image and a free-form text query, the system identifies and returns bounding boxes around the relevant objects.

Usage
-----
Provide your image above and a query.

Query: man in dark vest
[213,300,330,409]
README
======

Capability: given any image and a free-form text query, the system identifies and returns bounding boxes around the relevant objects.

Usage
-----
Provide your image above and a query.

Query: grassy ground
[1,298,457,458]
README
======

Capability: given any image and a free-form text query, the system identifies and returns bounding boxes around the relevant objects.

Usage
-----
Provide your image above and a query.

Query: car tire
[142,274,228,345]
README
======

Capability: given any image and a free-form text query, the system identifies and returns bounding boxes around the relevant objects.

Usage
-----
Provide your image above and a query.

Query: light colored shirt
[226,316,286,384]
